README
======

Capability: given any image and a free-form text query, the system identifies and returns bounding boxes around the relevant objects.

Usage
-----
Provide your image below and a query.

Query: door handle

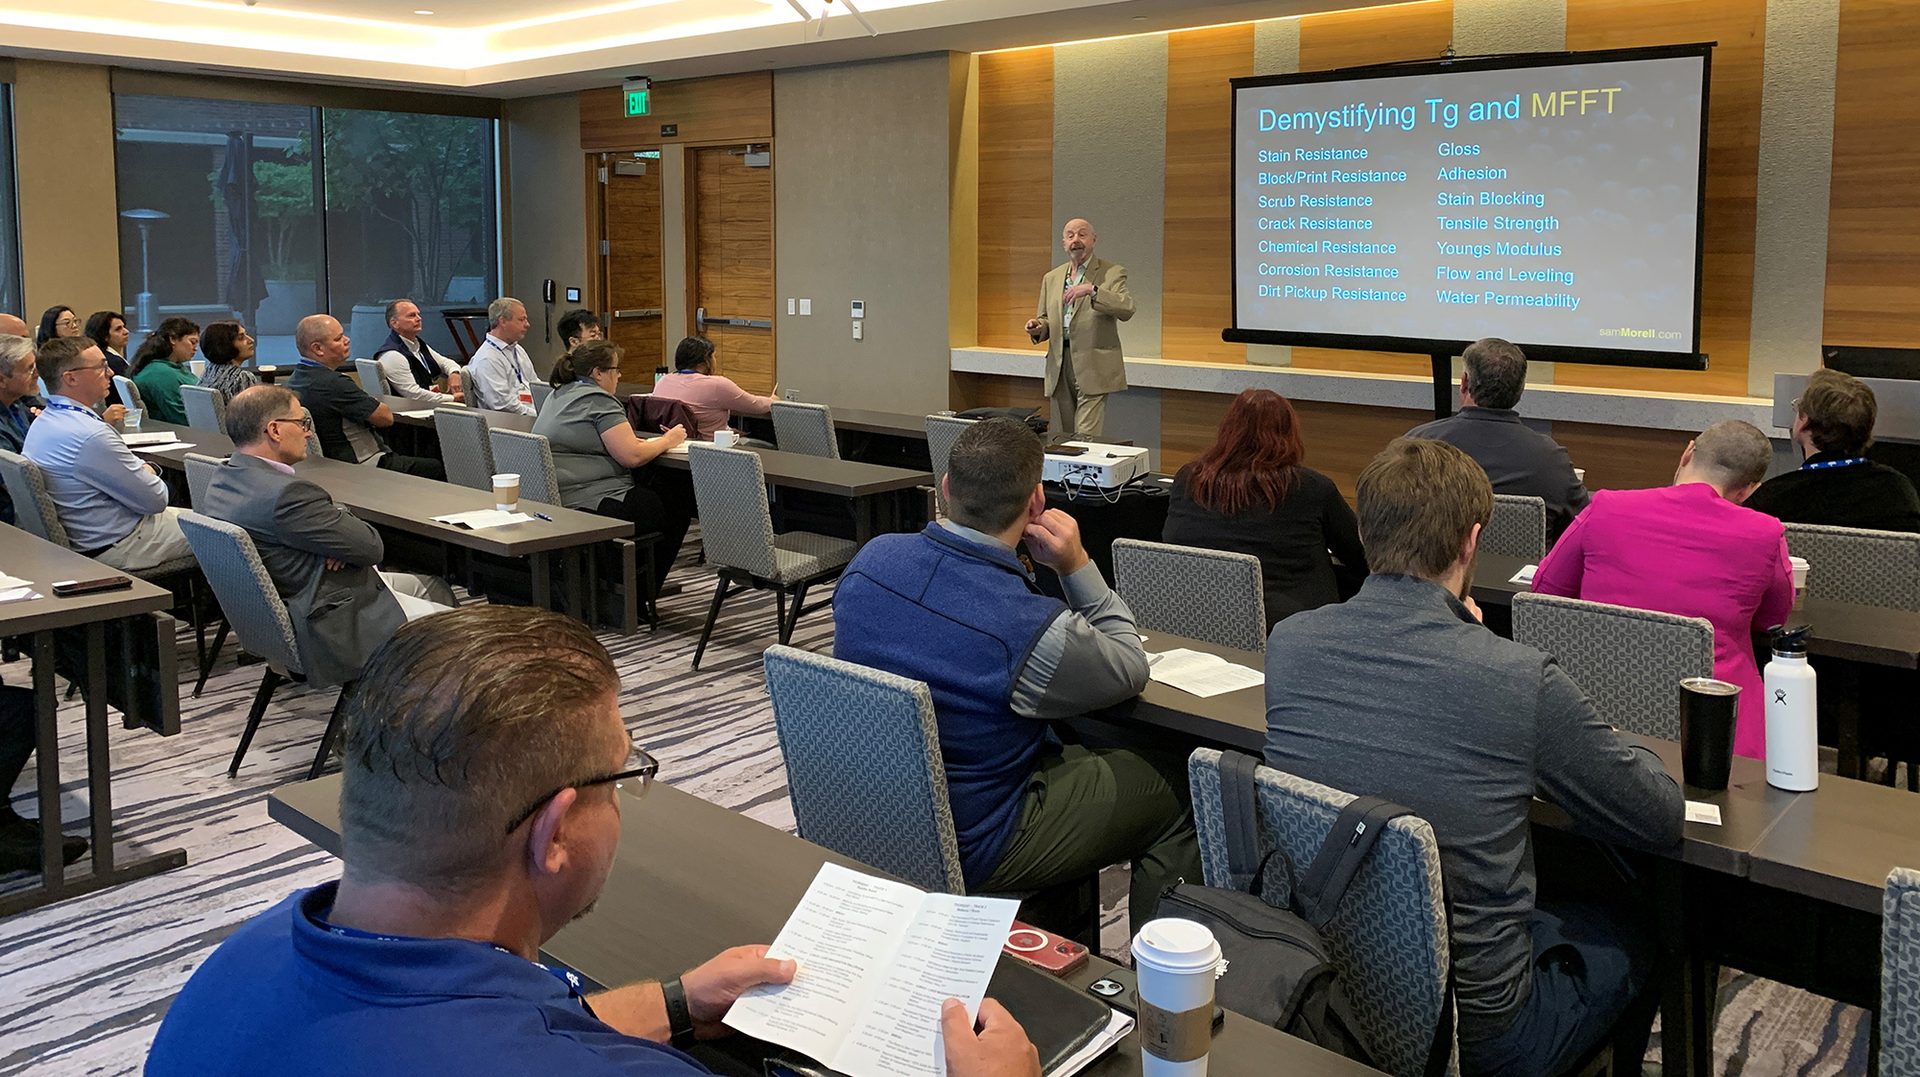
[612,308,663,319]
[695,307,772,330]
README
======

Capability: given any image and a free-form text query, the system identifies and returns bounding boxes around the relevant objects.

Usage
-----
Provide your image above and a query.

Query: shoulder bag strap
[1296,795,1413,929]
[1219,752,1264,889]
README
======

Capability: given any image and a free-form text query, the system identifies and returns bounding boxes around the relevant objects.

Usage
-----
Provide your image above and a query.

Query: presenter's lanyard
[1803,457,1868,471]
[488,338,526,385]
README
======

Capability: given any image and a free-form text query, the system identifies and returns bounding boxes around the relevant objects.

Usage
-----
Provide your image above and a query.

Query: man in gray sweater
[1264,437,1682,1077]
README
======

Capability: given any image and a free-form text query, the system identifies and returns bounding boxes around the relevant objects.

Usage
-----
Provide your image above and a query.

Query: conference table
[267,774,1374,1077]
[739,408,937,469]
[130,421,644,633]
[0,527,187,916]
[1120,628,1915,1077]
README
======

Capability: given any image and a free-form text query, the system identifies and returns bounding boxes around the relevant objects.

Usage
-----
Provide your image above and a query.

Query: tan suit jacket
[1032,256,1134,398]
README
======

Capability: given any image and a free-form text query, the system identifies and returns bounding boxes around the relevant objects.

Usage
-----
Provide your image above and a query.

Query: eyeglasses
[503,739,658,835]
[55,317,80,329]
[270,414,315,433]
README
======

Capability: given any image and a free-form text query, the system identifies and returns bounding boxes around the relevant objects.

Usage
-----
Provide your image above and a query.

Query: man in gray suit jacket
[200,386,452,687]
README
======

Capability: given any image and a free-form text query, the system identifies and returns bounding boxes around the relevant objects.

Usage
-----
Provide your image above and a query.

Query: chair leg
[691,577,731,671]
[187,577,209,674]
[779,582,809,645]
[309,687,351,781]
[775,589,788,638]
[194,620,231,697]
[229,669,285,778]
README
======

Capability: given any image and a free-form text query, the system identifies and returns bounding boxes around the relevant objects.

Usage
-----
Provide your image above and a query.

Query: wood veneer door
[600,152,665,384]
[688,145,775,395]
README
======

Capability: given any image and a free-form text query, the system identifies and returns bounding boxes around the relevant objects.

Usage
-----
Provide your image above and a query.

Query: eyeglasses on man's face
[503,739,659,835]
[270,414,315,433]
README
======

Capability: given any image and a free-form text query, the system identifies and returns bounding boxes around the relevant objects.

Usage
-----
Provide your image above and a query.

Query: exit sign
[623,76,652,117]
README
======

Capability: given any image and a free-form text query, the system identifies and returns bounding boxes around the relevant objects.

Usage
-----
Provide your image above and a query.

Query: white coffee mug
[492,473,521,512]
[1131,919,1221,1077]
[123,408,143,432]
[188,359,208,378]
[713,429,740,448]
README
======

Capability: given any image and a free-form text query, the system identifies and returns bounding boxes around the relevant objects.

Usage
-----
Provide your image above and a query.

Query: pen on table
[532,512,553,522]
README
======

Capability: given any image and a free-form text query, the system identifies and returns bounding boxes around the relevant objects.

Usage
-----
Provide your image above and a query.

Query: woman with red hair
[1163,388,1365,628]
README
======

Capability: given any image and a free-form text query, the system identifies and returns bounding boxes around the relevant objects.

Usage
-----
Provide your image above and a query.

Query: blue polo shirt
[146,882,711,1077]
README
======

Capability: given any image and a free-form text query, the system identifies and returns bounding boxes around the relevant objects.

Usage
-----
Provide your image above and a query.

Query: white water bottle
[1764,626,1819,792]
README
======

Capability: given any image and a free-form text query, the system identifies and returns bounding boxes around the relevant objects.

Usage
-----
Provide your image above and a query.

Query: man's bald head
[0,314,27,337]
[295,314,351,368]
[1061,219,1096,266]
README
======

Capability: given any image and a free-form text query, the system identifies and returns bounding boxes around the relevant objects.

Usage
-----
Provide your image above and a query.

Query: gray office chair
[433,406,496,492]
[1512,592,1713,740]
[182,452,222,513]
[1484,494,1549,561]
[925,414,975,517]
[113,374,146,415]
[1784,522,1920,611]
[763,645,1099,942]
[686,443,855,669]
[531,381,555,414]
[1889,867,1920,1077]
[770,401,840,459]
[352,358,387,395]
[180,384,228,435]
[487,428,559,504]
[1111,538,1267,652]
[177,511,349,781]
[1188,748,1457,1077]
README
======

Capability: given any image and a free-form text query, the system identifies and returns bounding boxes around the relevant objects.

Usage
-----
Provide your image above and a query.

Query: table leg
[530,551,552,610]
[563,549,585,621]
[32,631,61,888]
[614,539,639,635]
[85,621,114,874]
[853,498,875,546]
[1655,858,1698,1077]
[1830,662,1863,780]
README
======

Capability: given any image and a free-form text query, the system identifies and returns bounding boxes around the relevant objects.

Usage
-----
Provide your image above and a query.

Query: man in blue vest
[834,417,1200,923]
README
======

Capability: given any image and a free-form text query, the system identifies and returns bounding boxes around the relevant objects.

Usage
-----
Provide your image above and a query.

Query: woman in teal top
[129,316,200,425]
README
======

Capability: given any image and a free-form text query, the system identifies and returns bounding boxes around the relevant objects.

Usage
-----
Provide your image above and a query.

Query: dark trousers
[597,469,695,589]
[0,686,36,822]
[379,453,446,482]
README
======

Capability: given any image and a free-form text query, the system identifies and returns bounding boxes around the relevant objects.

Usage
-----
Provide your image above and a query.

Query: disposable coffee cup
[1789,556,1809,607]
[492,473,521,512]
[1679,677,1740,791]
[1131,918,1221,1077]
[713,429,740,448]
[1573,467,1586,484]
[188,359,207,378]
[123,408,143,432]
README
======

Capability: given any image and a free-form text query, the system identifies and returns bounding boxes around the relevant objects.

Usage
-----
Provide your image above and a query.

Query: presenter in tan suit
[1025,218,1134,437]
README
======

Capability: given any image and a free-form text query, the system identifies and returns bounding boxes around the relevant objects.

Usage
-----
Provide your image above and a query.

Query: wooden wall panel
[951,371,1048,413]
[1163,25,1253,365]
[1823,0,1920,346]
[582,73,773,151]
[1555,0,1764,396]
[976,49,1056,350]
[1551,420,1693,492]
[1288,0,1455,379]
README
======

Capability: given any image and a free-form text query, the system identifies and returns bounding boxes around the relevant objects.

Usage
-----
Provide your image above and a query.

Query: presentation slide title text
[1257,87,1624,135]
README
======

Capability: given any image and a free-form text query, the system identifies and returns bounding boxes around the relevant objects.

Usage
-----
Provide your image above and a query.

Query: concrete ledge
[953,347,1782,435]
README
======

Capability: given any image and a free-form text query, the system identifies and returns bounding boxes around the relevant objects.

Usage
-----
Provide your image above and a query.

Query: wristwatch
[661,977,697,1048]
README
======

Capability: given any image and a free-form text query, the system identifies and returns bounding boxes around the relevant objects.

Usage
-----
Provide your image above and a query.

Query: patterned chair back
[1111,539,1267,652]
[532,381,555,414]
[180,384,228,435]
[1483,494,1548,561]
[352,358,387,395]
[687,442,779,579]
[1784,522,1920,611]
[177,511,304,676]
[771,401,840,459]
[433,407,496,492]
[113,375,146,415]
[764,645,966,893]
[183,452,223,510]
[1888,866,1920,1077]
[1188,748,1455,1077]
[925,414,975,517]
[1512,592,1712,740]
[0,449,69,547]
[486,428,559,505]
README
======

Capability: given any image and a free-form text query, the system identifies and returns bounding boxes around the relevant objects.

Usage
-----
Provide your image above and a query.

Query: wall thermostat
[565,286,582,303]
[851,300,866,319]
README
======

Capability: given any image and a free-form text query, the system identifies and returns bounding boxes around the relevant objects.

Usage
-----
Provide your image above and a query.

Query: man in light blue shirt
[466,297,539,417]
[22,336,192,571]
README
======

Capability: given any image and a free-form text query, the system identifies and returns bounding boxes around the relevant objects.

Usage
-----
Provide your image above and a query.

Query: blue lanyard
[323,920,593,1012]
[1803,457,1868,471]
[297,358,331,370]
[488,339,526,385]
[45,399,101,420]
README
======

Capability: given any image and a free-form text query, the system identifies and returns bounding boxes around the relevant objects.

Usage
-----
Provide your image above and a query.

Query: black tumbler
[1678,677,1740,791]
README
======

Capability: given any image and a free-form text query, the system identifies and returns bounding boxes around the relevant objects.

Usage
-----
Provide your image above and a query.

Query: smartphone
[1003,921,1089,976]
[1085,969,1225,1028]
[1046,443,1088,457]
[52,576,134,597]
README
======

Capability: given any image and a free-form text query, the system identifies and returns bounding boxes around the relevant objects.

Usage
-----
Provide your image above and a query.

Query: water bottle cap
[1770,623,1811,655]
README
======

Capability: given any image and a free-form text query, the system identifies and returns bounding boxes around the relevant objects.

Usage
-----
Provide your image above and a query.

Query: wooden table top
[654,445,934,498]
[1748,775,1920,913]
[0,524,173,634]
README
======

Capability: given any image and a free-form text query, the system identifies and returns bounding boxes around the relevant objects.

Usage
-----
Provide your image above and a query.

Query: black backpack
[1156,753,1452,1075]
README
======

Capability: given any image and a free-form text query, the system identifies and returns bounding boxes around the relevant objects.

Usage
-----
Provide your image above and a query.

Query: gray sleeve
[1010,562,1150,719]
[1532,659,1684,849]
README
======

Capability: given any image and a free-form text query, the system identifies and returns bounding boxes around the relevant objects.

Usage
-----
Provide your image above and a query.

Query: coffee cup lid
[1789,556,1809,568]
[492,473,519,483]
[1679,676,1739,696]
[1131,918,1221,973]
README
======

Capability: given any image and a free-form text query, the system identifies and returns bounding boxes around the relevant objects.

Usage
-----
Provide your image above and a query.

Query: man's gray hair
[226,385,298,444]
[1462,338,1528,410]
[1690,420,1773,491]
[0,335,32,375]
[383,299,416,326]
[487,297,524,328]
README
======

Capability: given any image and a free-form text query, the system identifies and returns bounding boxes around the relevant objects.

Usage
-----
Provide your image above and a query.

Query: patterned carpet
[0,530,1876,1075]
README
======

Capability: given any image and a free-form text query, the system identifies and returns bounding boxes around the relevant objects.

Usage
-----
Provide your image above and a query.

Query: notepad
[1509,563,1538,585]
[0,585,40,605]
[395,409,436,418]
[1147,648,1265,697]
[429,509,534,529]
[1684,801,1722,826]
[123,432,188,448]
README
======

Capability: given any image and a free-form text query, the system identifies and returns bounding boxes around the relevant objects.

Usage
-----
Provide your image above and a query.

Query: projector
[1043,442,1150,489]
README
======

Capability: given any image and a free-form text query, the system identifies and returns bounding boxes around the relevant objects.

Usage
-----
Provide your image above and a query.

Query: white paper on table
[1509,563,1538,585]
[0,585,41,604]
[120,431,181,447]
[1147,648,1265,698]
[664,443,691,455]
[127,438,193,452]
[1684,801,1723,826]
[429,509,534,530]
[1046,1010,1134,1077]
[725,862,1018,1077]
[0,573,32,590]
[396,409,436,418]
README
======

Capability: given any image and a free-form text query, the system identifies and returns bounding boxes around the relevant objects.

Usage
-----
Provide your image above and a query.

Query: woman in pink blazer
[1532,422,1795,758]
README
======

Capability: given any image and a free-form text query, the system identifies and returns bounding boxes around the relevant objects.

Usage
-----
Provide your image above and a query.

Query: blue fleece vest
[833,525,1068,886]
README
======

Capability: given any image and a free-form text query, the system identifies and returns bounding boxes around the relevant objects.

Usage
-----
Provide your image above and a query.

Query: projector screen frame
[1223,41,1715,373]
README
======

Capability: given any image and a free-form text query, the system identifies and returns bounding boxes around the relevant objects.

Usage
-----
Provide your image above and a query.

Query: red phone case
[1002,920,1090,976]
